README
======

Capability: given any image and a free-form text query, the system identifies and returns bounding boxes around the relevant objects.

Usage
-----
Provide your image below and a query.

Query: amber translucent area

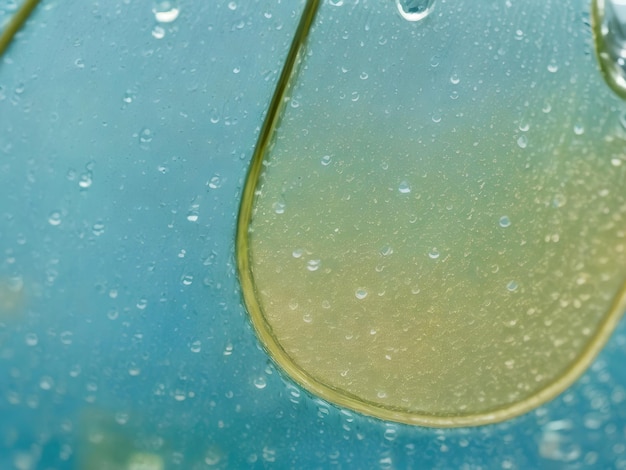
[239,0,626,426]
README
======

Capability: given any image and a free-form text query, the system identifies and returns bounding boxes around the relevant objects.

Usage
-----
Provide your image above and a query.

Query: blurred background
[0,0,625,468]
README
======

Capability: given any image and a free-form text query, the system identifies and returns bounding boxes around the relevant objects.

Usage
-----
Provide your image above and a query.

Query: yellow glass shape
[237,0,626,427]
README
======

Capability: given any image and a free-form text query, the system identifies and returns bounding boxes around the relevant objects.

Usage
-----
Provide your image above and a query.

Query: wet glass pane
[0,0,625,468]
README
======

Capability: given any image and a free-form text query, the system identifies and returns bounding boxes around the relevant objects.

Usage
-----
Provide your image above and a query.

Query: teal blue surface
[0,0,625,468]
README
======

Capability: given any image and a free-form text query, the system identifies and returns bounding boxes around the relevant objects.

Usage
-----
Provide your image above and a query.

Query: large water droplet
[395,0,435,22]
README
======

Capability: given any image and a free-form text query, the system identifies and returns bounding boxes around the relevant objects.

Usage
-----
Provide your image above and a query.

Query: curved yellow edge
[591,0,626,100]
[236,0,626,427]
[0,0,41,58]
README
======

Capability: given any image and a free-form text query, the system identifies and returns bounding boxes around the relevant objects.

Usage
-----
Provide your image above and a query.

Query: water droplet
[450,73,460,85]
[227,1,237,10]
[128,365,141,376]
[321,155,332,166]
[292,248,303,258]
[181,275,193,286]
[136,298,148,310]
[428,248,440,259]
[307,259,321,271]
[517,135,528,149]
[547,62,559,73]
[122,89,136,104]
[272,201,286,214]
[79,171,93,189]
[60,331,73,345]
[92,222,105,236]
[573,124,585,135]
[380,245,394,256]
[207,174,222,189]
[40,376,54,390]
[107,310,119,320]
[384,425,398,441]
[25,333,38,346]
[499,216,511,228]
[190,340,202,353]
[48,211,62,226]
[398,181,411,194]
[395,0,435,22]
[507,280,519,292]
[153,0,180,23]
[187,211,199,222]
[139,127,153,144]
[253,377,267,389]
[152,25,166,39]
[355,288,368,300]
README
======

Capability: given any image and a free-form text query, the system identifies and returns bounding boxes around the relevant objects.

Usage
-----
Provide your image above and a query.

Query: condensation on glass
[238,0,626,427]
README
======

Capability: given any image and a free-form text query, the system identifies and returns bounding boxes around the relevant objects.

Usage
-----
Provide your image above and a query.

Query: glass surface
[240,0,626,427]
[0,0,625,468]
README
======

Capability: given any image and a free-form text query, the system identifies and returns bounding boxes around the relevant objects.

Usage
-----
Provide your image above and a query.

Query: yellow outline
[0,0,41,58]
[236,0,626,427]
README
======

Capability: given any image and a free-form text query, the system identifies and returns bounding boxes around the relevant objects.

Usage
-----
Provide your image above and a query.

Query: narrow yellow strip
[0,0,41,58]
[237,0,320,310]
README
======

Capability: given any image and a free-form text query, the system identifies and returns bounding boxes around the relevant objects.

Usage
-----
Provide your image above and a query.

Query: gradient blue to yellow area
[0,0,625,468]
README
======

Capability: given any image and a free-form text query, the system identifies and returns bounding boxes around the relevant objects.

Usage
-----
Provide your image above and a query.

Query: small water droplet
[292,248,303,258]
[517,135,528,149]
[122,89,136,104]
[139,127,153,144]
[207,175,222,189]
[573,124,584,135]
[355,288,368,300]
[25,333,38,346]
[360,72,369,80]
[40,376,54,390]
[321,155,332,166]
[253,377,267,389]
[547,63,559,73]
[153,0,180,23]
[428,248,440,259]
[107,310,119,320]
[398,181,411,194]
[380,245,393,256]
[307,259,321,271]
[78,171,93,189]
[136,298,148,310]
[450,73,460,85]
[395,0,435,22]
[48,211,62,226]
[190,340,202,353]
[187,211,199,222]
[92,222,105,236]
[152,25,166,39]
[507,280,519,292]
[272,201,286,214]
[181,274,193,286]
[499,216,511,228]
[60,331,73,345]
